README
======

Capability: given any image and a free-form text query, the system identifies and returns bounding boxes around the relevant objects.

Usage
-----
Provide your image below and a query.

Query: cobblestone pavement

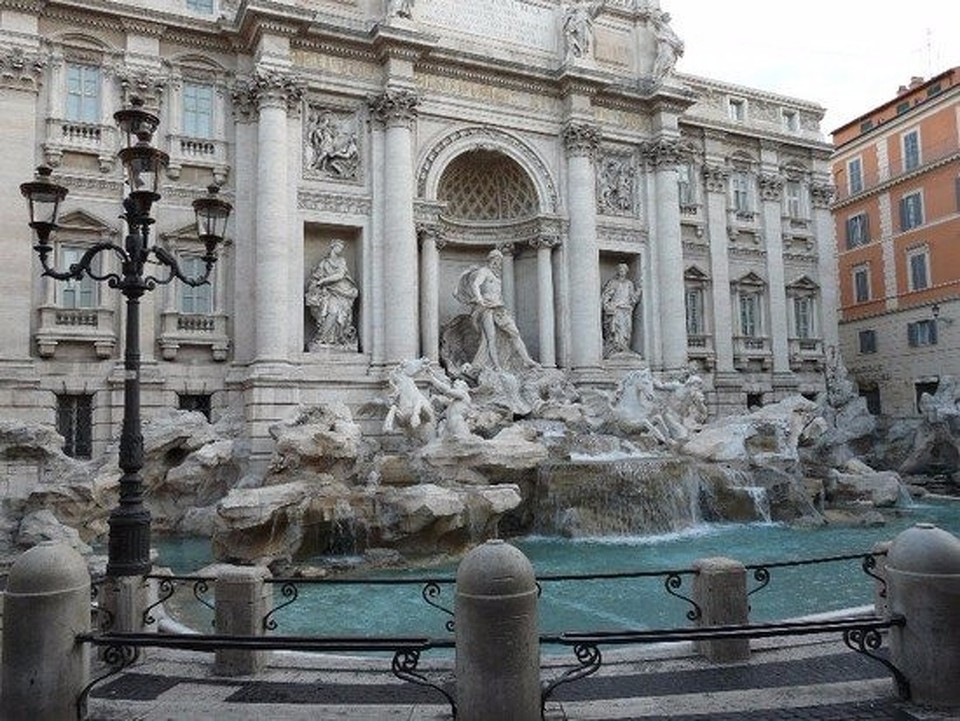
[87,635,958,720]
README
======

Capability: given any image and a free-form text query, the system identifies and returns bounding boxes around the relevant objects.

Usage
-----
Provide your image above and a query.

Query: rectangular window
[732,172,750,212]
[900,192,923,231]
[845,212,870,248]
[793,296,813,339]
[896,101,911,115]
[848,157,863,195]
[57,394,93,459]
[739,293,759,337]
[179,393,212,420]
[858,329,877,354]
[907,319,938,347]
[59,246,97,308]
[65,64,100,124]
[853,265,870,303]
[186,0,214,11]
[860,119,874,133]
[182,83,214,139]
[903,129,920,171]
[728,98,746,122]
[677,163,695,205]
[785,180,803,219]
[178,256,213,314]
[908,249,929,291]
[685,287,704,335]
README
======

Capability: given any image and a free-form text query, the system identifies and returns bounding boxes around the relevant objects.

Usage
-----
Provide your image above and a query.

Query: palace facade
[0,0,837,463]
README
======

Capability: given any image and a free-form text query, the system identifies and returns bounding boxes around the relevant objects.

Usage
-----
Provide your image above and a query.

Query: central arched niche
[437,149,538,221]
[435,149,544,364]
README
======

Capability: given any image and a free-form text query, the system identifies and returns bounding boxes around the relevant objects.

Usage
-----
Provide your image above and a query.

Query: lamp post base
[106,507,152,577]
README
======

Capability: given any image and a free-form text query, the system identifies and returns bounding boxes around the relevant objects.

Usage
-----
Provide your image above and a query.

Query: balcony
[788,338,825,372]
[159,311,230,361]
[165,134,229,184]
[733,336,772,371]
[35,305,116,359]
[686,334,716,370]
[42,119,117,172]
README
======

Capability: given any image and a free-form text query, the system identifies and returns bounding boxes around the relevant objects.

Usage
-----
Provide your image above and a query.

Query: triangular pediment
[787,275,819,292]
[684,265,709,282]
[57,210,118,236]
[732,271,766,289]
[161,224,201,243]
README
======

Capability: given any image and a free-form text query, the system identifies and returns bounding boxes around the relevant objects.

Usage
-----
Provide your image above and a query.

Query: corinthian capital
[758,173,784,202]
[562,122,601,158]
[369,87,420,128]
[702,164,729,193]
[640,137,684,168]
[809,181,836,209]
[232,68,304,119]
[0,46,46,92]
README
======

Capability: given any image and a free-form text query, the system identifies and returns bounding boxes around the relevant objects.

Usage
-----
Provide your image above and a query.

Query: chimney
[908,76,925,89]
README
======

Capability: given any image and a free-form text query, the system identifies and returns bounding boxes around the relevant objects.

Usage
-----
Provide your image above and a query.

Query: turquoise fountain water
[155,498,960,637]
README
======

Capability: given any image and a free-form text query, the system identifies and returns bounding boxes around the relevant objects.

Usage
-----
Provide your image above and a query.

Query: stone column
[758,172,791,378]
[371,87,420,364]
[418,224,444,362]
[498,243,516,316]
[703,164,735,374]
[244,69,303,364]
[644,138,687,371]
[811,179,839,351]
[532,235,558,367]
[456,540,540,721]
[1,543,90,721]
[563,122,603,370]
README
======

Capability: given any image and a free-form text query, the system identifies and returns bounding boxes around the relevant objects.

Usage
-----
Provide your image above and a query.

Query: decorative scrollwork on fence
[263,581,299,631]
[843,623,910,700]
[193,578,215,615]
[143,577,177,627]
[540,643,603,709]
[748,566,771,597]
[664,573,701,621]
[392,648,457,716]
[76,644,139,720]
[861,553,887,598]
[421,582,455,632]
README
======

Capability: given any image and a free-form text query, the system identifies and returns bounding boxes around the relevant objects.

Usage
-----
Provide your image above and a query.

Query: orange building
[831,68,960,417]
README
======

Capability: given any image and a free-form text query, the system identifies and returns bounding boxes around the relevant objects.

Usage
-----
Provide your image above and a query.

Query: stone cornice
[416,58,559,100]
[121,17,166,38]
[0,0,45,12]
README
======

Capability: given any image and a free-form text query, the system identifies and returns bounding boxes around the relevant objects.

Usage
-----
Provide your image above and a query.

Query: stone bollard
[214,565,273,676]
[101,574,151,633]
[0,542,90,721]
[886,523,960,707]
[692,556,750,663]
[455,539,540,721]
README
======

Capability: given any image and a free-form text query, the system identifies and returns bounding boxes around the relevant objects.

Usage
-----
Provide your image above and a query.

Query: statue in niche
[387,0,414,19]
[305,240,359,350]
[307,110,359,179]
[598,156,635,214]
[454,249,537,373]
[651,10,684,83]
[601,263,641,356]
[562,0,604,60]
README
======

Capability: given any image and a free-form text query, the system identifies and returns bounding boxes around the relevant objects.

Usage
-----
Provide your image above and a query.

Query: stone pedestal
[455,540,540,721]
[214,565,273,676]
[887,523,960,707]
[1,542,90,721]
[692,556,750,663]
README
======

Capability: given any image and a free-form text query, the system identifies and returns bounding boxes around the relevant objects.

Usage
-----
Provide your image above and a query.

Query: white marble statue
[305,240,359,350]
[387,0,414,19]
[651,11,683,83]
[383,358,479,443]
[562,0,604,60]
[601,263,640,356]
[455,249,537,373]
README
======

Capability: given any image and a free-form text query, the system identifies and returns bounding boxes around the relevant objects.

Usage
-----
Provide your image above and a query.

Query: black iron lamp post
[20,98,232,577]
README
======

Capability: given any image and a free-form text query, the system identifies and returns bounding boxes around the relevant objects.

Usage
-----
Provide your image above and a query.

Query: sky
[664,0,960,136]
